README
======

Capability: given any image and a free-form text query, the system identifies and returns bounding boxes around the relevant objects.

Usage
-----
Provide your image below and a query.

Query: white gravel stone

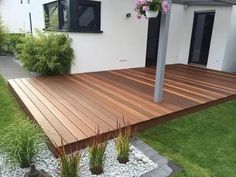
[142,157,149,164]
[0,140,158,177]
[134,153,145,161]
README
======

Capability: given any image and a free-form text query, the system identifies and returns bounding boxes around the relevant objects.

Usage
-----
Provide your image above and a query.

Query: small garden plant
[0,117,44,168]
[88,131,107,175]
[17,31,74,75]
[115,123,132,164]
[57,141,81,177]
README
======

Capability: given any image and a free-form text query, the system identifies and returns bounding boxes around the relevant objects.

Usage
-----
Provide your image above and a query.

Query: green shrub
[0,117,44,168]
[115,125,131,164]
[5,33,26,55]
[17,32,74,75]
[58,142,81,177]
[0,17,8,54]
[88,132,107,175]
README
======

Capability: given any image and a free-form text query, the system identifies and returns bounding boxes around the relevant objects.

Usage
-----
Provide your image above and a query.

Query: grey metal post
[29,12,33,36]
[154,0,172,102]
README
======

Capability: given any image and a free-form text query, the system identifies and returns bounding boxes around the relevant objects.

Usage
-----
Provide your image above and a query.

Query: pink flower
[161,0,170,14]
[143,6,150,11]
[137,14,142,19]
[136,0,146,5]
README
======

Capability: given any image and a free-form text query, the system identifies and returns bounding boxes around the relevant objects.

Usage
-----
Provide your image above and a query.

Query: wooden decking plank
[61,76,140,124]
[50,75,150,124]
[177,64,236,79]
[65,75,150,121]
[29,78,102,134]
[167,65,236,87]
[92,71,192,110]
[25,78,94,138]
[8,80,63,147]
[165,69,236,93]
[41,76,118,129]
[110,70,207,103]
[34,77,114,131]
[165,80,221,100]
[97,71,154,100]
[115,69,213,101]
[91,74,184,112]
[60,76,141,125]
[92,71,154,101]
[71,75,156,118]
[122,68,226,98]
[144,66,236,95]
[19,79,85,141]
[14,79,76,144]
[80,74,172,114]
[76,74,168,116]
[165,74,233,96]
[120,69,221,100]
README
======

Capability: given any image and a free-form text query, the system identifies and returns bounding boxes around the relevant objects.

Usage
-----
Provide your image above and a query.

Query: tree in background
[0,17,8,54]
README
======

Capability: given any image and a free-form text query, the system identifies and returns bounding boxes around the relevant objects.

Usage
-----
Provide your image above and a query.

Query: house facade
[0,0,236,73]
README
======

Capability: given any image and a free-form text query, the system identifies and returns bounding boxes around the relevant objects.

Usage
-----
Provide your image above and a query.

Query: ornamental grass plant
[0,117,44,168]
[88,130,107,175]
[57,140,81,177]
[115,123,132,164]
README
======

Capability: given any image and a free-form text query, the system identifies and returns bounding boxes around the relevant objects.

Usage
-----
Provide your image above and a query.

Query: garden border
[132,137,182,177]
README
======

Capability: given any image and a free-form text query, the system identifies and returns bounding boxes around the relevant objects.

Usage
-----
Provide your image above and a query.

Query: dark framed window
[44,1,59,30]
[43,0,102,33]
[74,0,101,32]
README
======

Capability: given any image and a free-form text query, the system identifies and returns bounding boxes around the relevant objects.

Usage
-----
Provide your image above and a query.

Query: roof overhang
[173,0,236,6]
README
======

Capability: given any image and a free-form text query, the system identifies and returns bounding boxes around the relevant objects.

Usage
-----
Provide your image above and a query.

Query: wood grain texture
[8,64,236,153]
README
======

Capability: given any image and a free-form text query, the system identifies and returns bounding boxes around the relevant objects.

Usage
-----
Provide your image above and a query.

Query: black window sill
[43,28,103,34]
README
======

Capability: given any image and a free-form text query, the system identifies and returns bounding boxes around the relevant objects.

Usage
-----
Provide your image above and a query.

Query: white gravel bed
[0,140,158,177]
[0,143,59,177]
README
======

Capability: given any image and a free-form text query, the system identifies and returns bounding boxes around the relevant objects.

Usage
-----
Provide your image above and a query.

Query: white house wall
[29,0,52,35]
[26,0,149,74]
[1,1,235,73]
[222,5,236,72]
[166,4,187,65]
[166,5,233,71]
[0,0,30,33]
[69,0,148,73]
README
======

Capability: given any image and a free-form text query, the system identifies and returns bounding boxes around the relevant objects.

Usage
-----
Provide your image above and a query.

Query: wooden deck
[8,64,236,152]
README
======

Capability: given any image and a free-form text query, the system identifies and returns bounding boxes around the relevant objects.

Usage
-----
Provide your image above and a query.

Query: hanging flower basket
[134,0,170,19]
[145,10,159,18]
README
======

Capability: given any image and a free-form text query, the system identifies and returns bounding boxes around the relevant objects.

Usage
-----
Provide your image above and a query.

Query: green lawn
[139,100,236,177]
[0,75,26,137]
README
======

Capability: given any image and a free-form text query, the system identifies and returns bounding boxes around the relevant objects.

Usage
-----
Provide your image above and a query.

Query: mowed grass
[139,100,236,177]
[0,75,26,137]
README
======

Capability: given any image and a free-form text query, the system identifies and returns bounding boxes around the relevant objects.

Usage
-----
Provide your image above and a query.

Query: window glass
[60,0,69,30]
[76,1,101,32]
[44,2,59,30]
[78,6,95,27]
[44,0,101,33]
